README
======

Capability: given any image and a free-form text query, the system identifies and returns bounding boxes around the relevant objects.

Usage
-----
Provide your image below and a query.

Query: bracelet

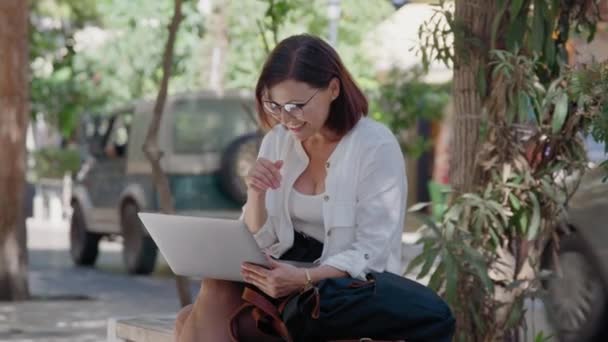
[303,269,314,290]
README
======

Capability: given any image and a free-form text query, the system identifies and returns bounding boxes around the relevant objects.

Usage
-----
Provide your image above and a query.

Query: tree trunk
[208,0,229,93]
[142,0,191,308]
[0,0,30,301]
[451,0,498,194]
[452,1,499,339]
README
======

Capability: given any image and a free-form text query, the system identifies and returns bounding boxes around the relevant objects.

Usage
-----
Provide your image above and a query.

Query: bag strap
[228,302,253,342]
[228,287,293,342]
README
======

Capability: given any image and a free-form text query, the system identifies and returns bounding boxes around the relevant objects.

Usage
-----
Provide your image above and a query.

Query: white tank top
[288,188,325,243]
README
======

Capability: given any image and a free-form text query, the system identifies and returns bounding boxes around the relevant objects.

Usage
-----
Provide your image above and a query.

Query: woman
[175,34,419,341]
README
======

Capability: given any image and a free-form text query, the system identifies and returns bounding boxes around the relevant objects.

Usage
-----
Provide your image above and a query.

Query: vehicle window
[585,134,607,164]
[98,118,110,137]
[104,114,132,158]
[85,121,96,138]
[84,117,108,157]
[172,99,256,154]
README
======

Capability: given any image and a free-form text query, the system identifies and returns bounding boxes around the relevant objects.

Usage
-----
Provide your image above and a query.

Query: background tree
[223,0,392,89]
[142,0,192,307]
[0,0,31,301]
[30,0,102,139]
[411,0,608,340]
[29,0,392,143]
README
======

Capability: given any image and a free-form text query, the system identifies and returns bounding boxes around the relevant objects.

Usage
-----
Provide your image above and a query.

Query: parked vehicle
[541,135,608,342]
[432,126,608,341]
[70,90,261,274]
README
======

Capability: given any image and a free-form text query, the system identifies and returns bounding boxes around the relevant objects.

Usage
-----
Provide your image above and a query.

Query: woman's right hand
[245,158,283,195]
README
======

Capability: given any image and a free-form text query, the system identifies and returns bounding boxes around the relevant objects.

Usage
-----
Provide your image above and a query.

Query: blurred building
[363,2,452,84]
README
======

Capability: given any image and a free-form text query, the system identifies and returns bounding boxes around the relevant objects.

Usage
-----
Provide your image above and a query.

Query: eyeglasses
[263,89,320,121]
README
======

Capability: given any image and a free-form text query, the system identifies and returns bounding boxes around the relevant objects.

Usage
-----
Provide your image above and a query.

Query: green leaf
[462,244,493,291]
[428,262,445,291]
[469,301,486,332]
[488,227,501,247]
[587,23,598,43]
[509,0,524,19]
[476,65,487,97]
[409,202,431,213]
[527,192,541,240]
[442,250,458,303]
[444,221,456,240]
[414,213,443,237]
[505,299,526,328]
[534,331,554,342]
[518,92,534,123]
[530,3,545,54]
[552,92,569,133]
[462,193,485,204]
[506,104,517,124]
[506,14,526,51]
[527,95,537,123]
[406,249,430,275]
[473,213,484,238]
[517,210,529,235]
[544,26,556,69]
[491,0,509,48]
[418,246,441,279]
[532,94,543,123]
[445,203,463,221]
[508,193,522,211]
[540,178,561,203]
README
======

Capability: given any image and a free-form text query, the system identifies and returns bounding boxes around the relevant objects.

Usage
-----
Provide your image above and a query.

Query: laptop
[138,212,313,282]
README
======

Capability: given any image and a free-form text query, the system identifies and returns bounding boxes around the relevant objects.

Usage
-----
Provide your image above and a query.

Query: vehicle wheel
[121,202,157,275]
[70,201,101,266]
[543,233,607,342]
[219,133,263,204]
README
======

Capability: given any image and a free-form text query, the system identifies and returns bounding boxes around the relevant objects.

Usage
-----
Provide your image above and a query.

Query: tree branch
[142,0,191,308]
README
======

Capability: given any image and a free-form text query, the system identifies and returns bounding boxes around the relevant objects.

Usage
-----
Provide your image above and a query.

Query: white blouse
[289,189,325,243]
[241,117,407,280]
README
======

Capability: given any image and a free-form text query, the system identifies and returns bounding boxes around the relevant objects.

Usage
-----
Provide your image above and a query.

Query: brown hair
[255,34,368,136]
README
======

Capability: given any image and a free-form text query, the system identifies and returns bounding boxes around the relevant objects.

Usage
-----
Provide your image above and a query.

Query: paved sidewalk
[1,221,199,342]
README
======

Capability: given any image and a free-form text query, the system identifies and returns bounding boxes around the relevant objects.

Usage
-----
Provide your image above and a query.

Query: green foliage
[413,59,608,339]
[417,0,455,71]
[569,61,608,151]
[534,331,553,342]
[224,0,392,90]
[411,0,607,340]
[490,50,543,124]
[256,0,306,51]
[30,0,205,139]
[33,148,81,179]
[77,0,205,102]
[30,0,393,140]
[30,0,105,139]
[419,0,600,85]
[369,68,451,157]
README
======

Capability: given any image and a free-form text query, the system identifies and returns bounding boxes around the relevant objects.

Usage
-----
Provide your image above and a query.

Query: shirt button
[327,230,332,237]
[323,195,330,202]
[325,161,330,168]
[364,253,370,260]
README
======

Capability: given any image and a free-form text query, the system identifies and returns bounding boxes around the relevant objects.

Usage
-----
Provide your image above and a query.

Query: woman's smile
[286,122,306,132]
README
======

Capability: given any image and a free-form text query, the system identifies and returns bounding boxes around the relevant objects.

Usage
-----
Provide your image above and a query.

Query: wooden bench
[107,315,174,342]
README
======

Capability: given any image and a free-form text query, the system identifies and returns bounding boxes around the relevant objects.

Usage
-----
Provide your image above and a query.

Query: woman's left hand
[241,255,307,298]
